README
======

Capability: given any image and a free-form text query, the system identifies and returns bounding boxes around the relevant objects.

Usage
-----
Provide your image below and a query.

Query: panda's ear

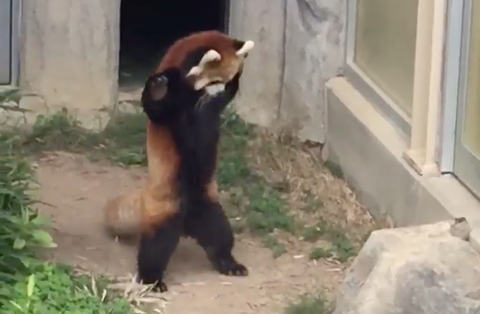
[186,49,221,77]
[233,40,245,51]
[234,39,254,56]
[146,74,169,101]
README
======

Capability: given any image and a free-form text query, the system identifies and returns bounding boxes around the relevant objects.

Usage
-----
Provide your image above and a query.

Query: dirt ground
[34,152,346,314]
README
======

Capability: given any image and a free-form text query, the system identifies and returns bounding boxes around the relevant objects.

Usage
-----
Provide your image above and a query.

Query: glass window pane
[354,0,418,117]
[462,1,480,157]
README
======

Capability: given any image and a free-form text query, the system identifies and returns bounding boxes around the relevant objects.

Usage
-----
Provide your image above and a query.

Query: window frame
[10,0,20,86]
[344,0,413,137]
[438,0,465,173]
[344,0,480,197]
[450,0,480,196]
[345,0,449,176]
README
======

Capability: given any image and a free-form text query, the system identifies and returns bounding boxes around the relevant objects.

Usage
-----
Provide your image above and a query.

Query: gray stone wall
[230,0,346,143]
[3,0,345,140]
[18,0,120,130]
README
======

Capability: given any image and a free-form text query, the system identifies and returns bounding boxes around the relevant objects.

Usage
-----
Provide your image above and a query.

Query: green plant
[0,138,55,284]
[310,247,334,260]
[304,220,356,263]
[218,110,296,240]
[285,293,332,314]
[2,264,132,314]
[0,136,134,313]
[11,109,147,166]
[262,235,286,258]
[0,87,21,104]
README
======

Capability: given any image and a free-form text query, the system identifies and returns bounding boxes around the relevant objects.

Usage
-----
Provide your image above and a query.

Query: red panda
[102,30,254,292]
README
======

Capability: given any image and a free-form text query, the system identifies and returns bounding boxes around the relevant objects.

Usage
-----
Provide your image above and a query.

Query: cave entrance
[119,0,229,89]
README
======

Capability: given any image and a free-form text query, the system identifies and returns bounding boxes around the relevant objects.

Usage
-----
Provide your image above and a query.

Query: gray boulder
[333,219,480,314]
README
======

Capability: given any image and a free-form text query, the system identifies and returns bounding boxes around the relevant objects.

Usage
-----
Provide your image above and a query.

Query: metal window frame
[6,0,20,86]
[449,0,480,197]
[438,0,465,173]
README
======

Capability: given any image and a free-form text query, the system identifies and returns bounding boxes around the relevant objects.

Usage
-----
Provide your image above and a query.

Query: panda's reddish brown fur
[104,188,142,239]
[102,30,254,292]
[143,31,243,232]
[103,177,218,240]
[155,30,245,78]
[142,125,181,234]
[103,31,247,238]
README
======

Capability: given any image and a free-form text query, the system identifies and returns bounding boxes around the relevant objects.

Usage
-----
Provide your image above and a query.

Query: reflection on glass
[463,1,480,158]
[354,0,418,117]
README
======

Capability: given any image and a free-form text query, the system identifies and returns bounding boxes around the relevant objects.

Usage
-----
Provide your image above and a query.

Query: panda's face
[185,40,254,96]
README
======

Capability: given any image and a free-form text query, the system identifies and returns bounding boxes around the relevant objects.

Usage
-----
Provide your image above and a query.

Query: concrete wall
[324,77,480,233]
[1,0,345,139]
[229,0,346,143]
[14,0,120,130]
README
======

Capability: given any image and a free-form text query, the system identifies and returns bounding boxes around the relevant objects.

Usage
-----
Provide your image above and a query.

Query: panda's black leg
[184,201,248,276]
[137,214,183,292]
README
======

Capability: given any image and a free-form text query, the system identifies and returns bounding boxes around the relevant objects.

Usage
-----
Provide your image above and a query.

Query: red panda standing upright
[103,31,254,292]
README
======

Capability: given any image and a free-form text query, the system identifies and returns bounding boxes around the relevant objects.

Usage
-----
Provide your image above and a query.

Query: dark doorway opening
[119,0,228,89]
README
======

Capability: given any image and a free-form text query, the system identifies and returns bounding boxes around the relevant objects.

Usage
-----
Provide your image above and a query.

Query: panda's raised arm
[141,74,172,124]
[141,68,188,124]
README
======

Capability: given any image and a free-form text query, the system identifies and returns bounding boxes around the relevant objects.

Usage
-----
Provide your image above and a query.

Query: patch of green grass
[303,219,357,263]
[284,293,332,314]
[0,135,134,313]
[218,111,296,242]
[6,109,148,166]
[302,225,325,242]
[262,235,286,258]
[0,87,21,103]
[21,109,103,153]
[100,112,148,166]
[0,137,55,282]
[3,263,132,313]
[309,247,334,260]
[330,236,356,263]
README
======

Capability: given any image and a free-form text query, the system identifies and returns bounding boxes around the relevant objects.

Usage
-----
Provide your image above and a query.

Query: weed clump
[285,293,333,314]
[0,137,133,313]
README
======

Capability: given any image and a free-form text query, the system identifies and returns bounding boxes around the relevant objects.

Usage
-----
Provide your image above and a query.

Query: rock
[333,219,480,314]
[450,217,471,241]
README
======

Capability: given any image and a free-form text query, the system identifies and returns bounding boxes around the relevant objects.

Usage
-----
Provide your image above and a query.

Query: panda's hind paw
[216,258,249,277]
